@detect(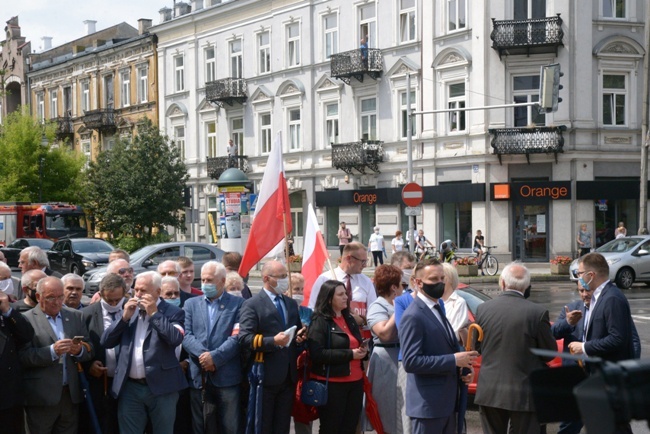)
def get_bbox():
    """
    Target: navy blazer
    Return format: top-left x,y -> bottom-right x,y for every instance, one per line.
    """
0,307 -> 34,410
399,296 -> 459,420
238,290 -> 302,387
182,292 -> 244,389
101,298 -> 187,398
